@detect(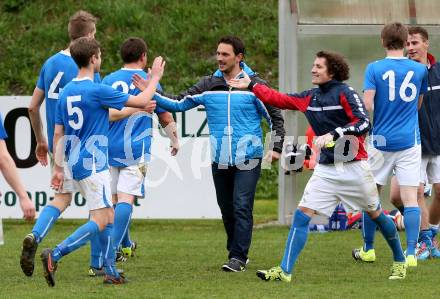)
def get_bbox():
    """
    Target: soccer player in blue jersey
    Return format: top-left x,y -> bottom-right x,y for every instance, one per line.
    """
103,37 -> 178,261
22,10 -> 104,278
39,37 -> 165,286
352,22 -> 428,268
0,113 -> 35,220
385,26 -> 440,260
